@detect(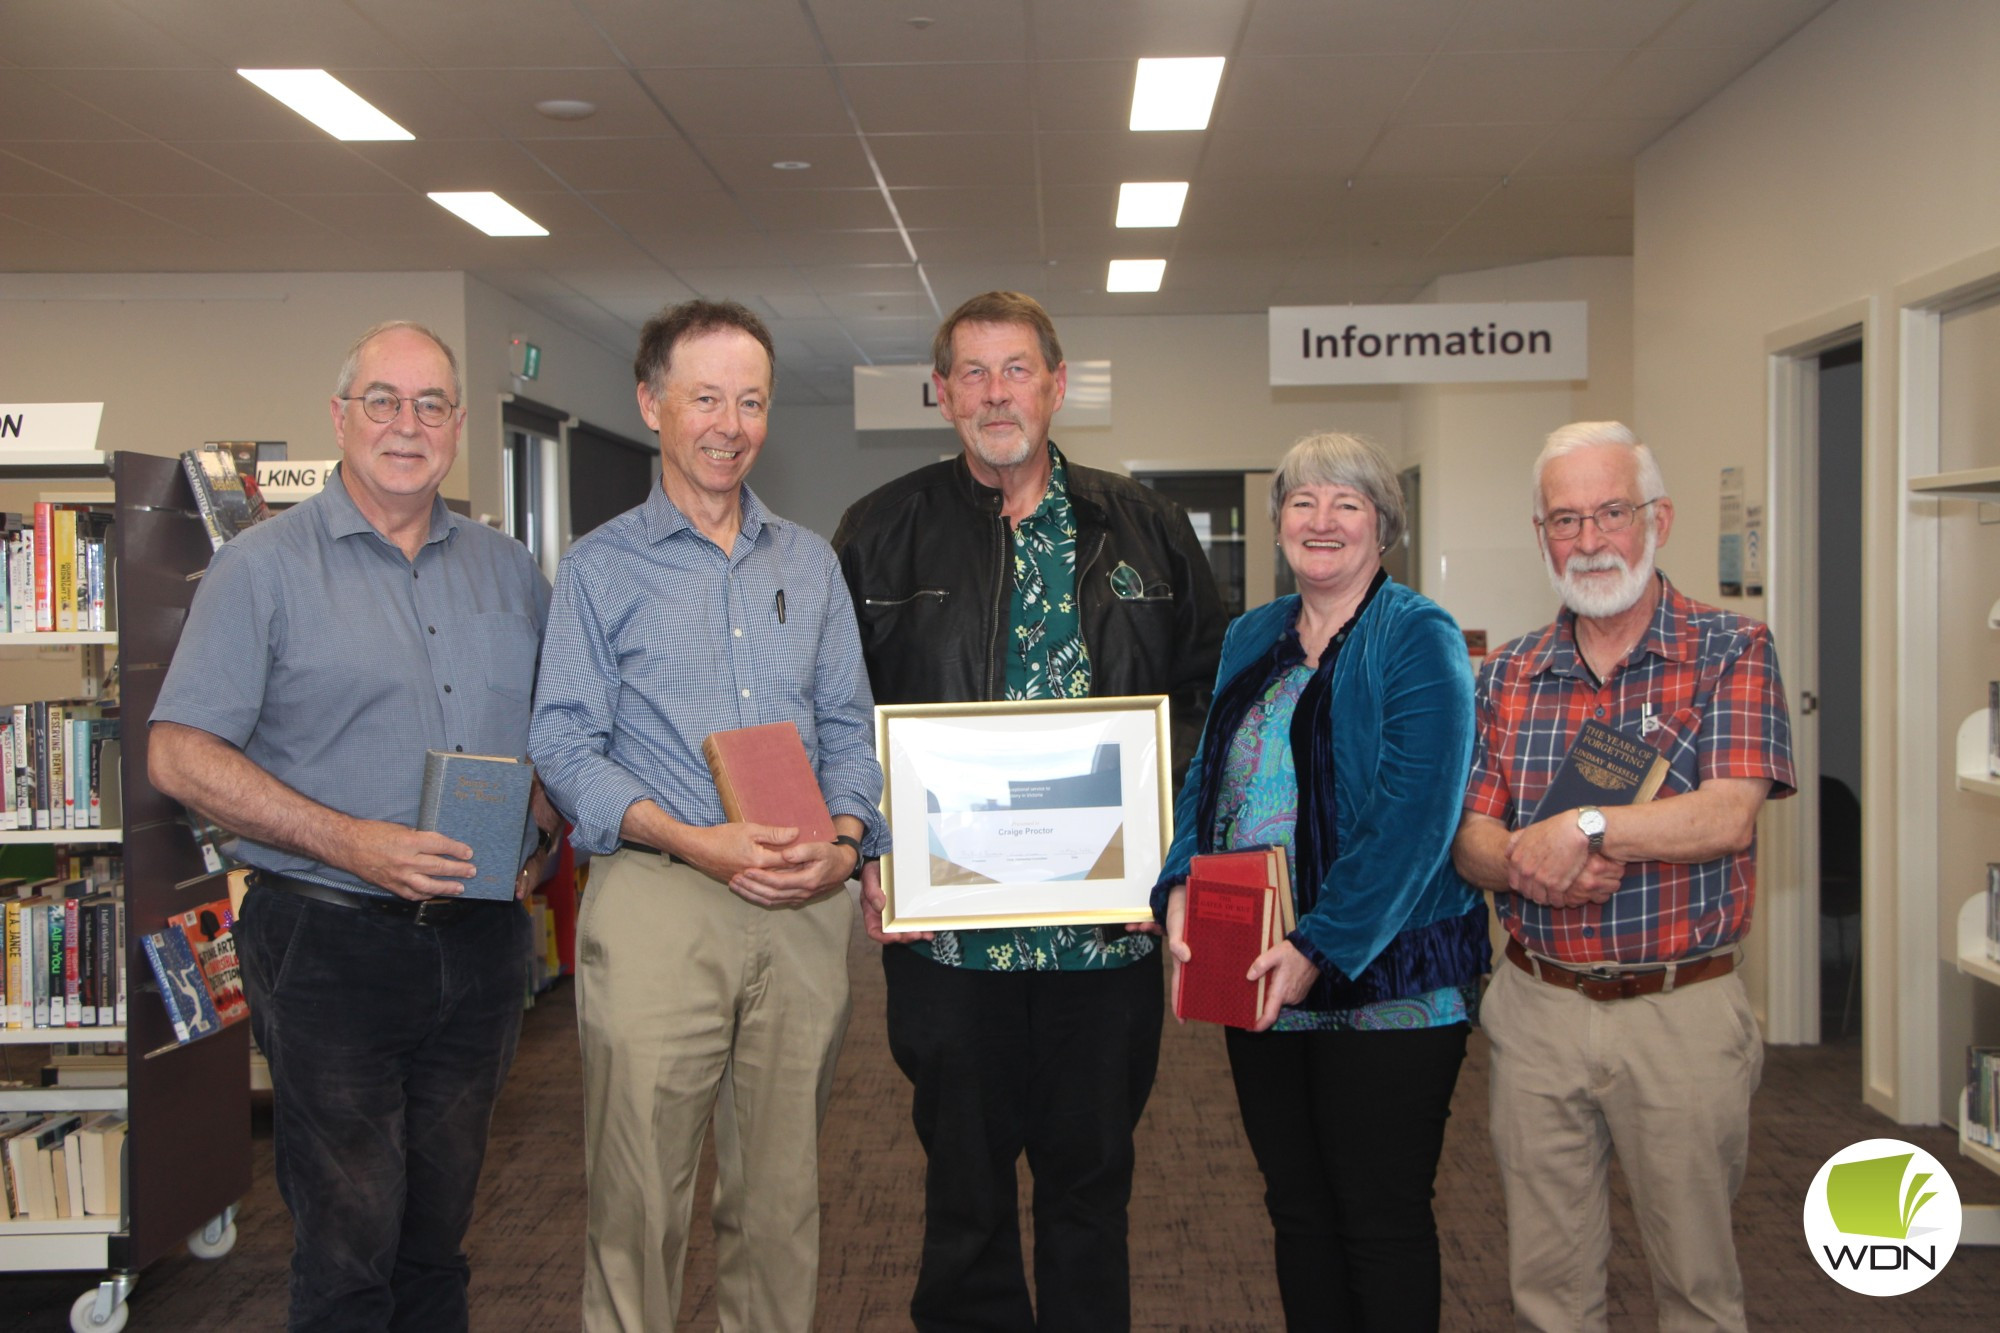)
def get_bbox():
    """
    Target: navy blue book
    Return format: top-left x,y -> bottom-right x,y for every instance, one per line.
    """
1530,719 -> 1669,824
141,928 -> 220,1045
416,751 -> 534,902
